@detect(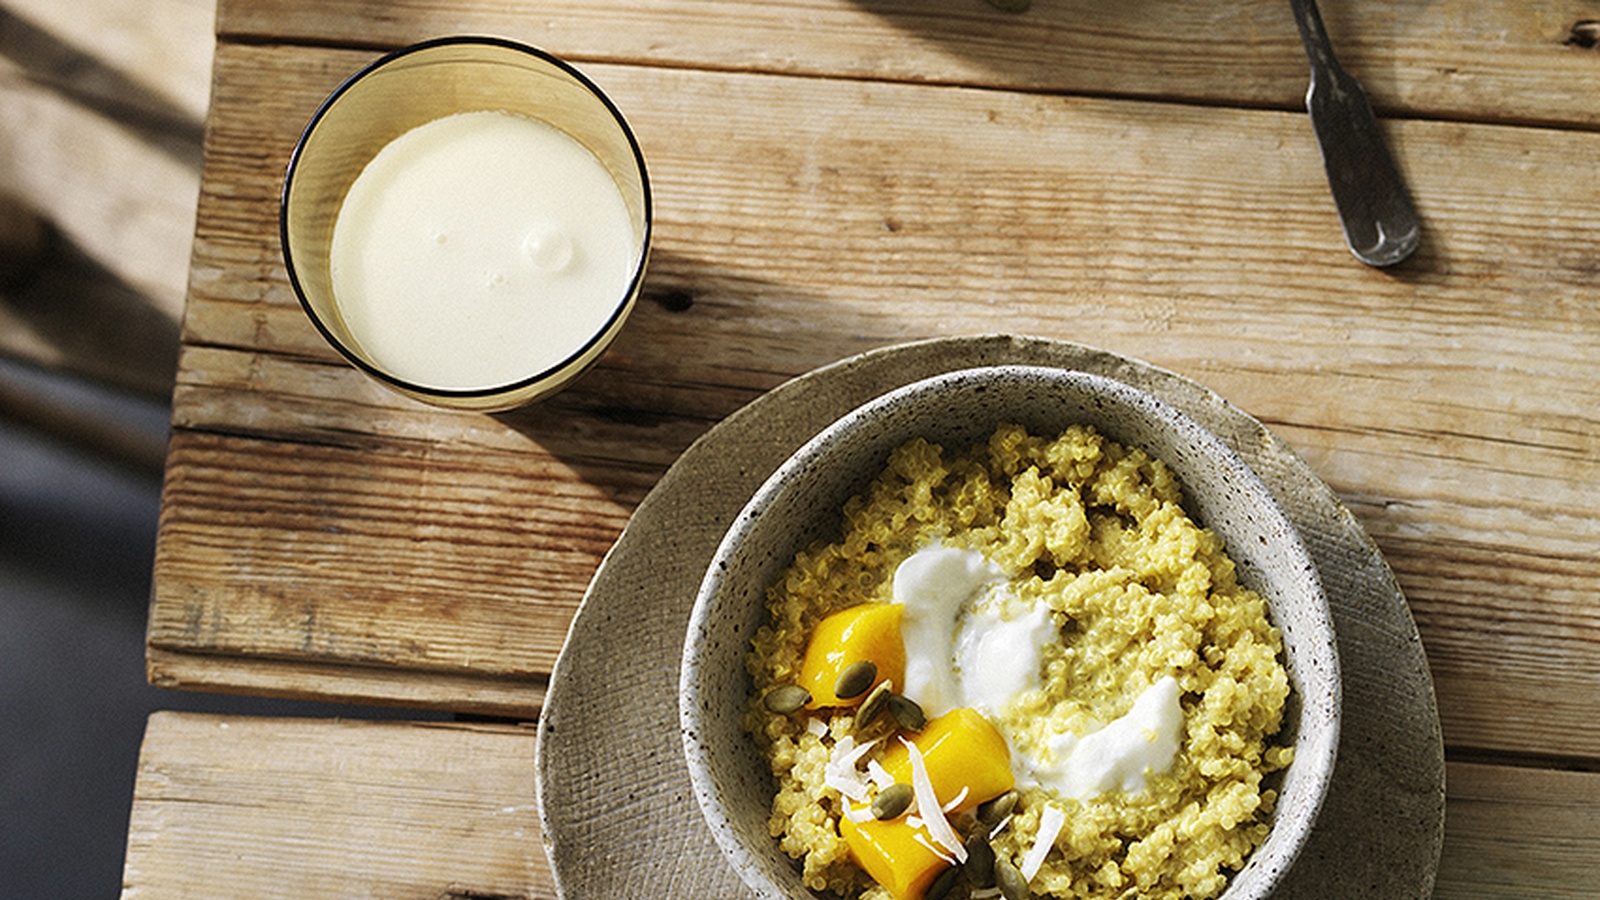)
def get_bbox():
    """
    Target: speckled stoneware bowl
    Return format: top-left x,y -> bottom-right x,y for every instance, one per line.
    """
680,364 -> 1341,900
